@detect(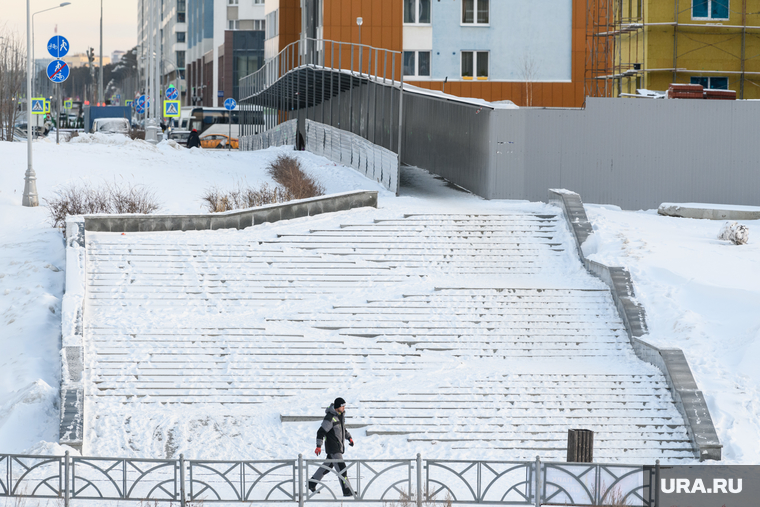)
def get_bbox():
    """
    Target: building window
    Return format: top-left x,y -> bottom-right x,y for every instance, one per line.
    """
178,12 -> 185,22
403,51 -> 431,77
229,20 -> 240,30
253,0 -> 264,3
177,0 -> 185,22
266,10 -> 279,40
461,51 -> 488,79
404,0 -> 431,24
177,32 -> 186,42
177,50 -> 185,69
253,19 -> 265,31
691,76 -> 728,89
462,0 -> 489,24
228,0 -> 239,4
693,0 -> 729,19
